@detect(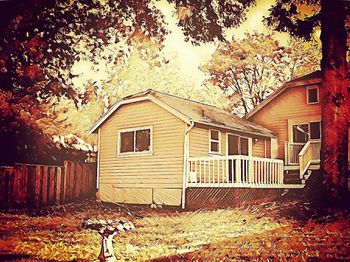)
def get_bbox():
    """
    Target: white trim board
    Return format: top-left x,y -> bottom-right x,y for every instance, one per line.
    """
89,95 -> 191,134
